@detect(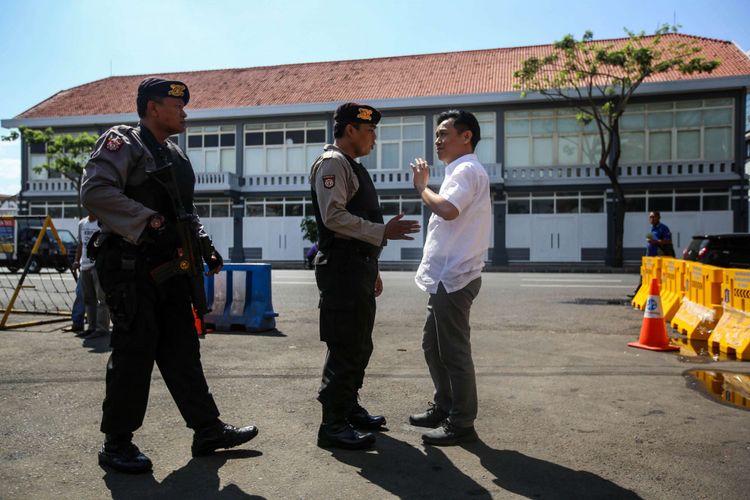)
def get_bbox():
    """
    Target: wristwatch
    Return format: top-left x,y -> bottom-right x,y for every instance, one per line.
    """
148,213 -> 165,231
